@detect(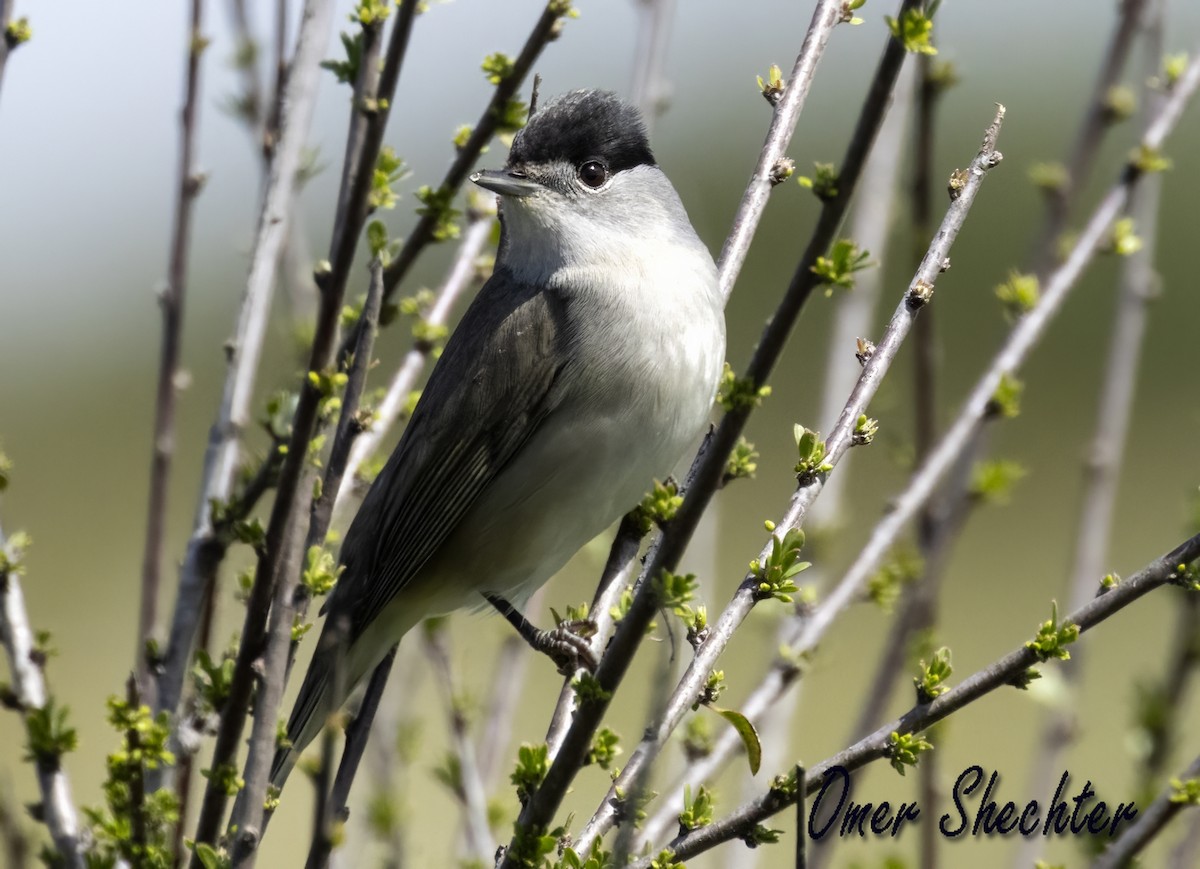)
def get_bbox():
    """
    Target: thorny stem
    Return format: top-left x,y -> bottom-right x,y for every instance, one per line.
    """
137,0 -> 206,704
573,99 -> 1006,857
645,533 -> 1200,865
